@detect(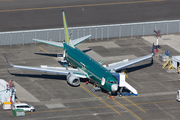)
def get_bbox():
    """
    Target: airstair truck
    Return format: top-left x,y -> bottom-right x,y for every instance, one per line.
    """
117,73 -> 138,96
